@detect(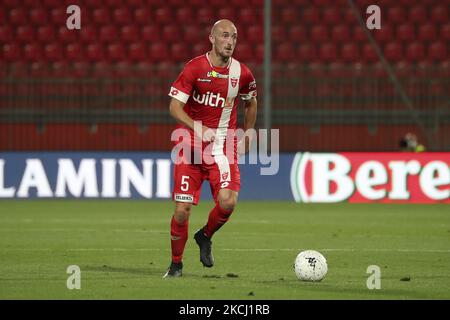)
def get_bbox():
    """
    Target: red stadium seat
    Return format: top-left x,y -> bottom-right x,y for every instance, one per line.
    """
176,7 -> 194,22
134,8 -> 151,25
58,26 -> 78,43
9,8 -> 27,25
192,43 -> 209,57
37,26 -> 56,42
141,25 -> 160,42
43,0 -> 60,7
183,25 -> 202,42
441,23 -> 450,42
297,43 -> 318,62
302,7 -> 320,24
16,26 -> 35,43
234,43 -> 252,62
428,42 -> 447,62
86,43 -> 105,62
107,43 -> 126,61
405,42 -> 425,62
275,43 -> 295,62
218,8 -> 236,21
93,8 -> 111,25
384,42 -> 403,62
30,62 -> 50,77
113,8 -> 132,25
343,9 -> 357,24
44,43 -> 64,62
127,0 -> 145,6
99,25 -> 118,43
396,24 -> 415,42
310,25 -> 329,43
84,0 -> 103,8
312,0 -> 335,6
171,43 -> 189,63
253,44 -> 263,64
121,25 -> 140,43
322,7 -> 340,25
415,61 -> 433,77
418,24 -> 437,42
271,25 -> 286,42
93,61 -> 113,78
197,8 -> 214,24
289,26 -> 307,42
409,6 -> 427,23
387,7 -> 406,24
246,25 -> 264,43
328,62 -> 347,78
30,8 -> 48,25
331,25 -> 350,42
149,43 -> 169,62
362,43 -> 378,63
129,43 -> 147,62
240,8 -> 260,24
341,43 -> 360,63
24,44 -> 44,62
280,8 -> 298,24
0,26 -> 13,43
393,61 -> 412,78
155,7 -> 172,24
105,0 -> 122,6
373,25 -> 393,43
51,8 -> 67,25
162,25 -> 180,42
79,26 -> 98,43
319,43 -> 337,62
431,5 -> 448,24
66,43 -> 85,62
353,27 -> 367,42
